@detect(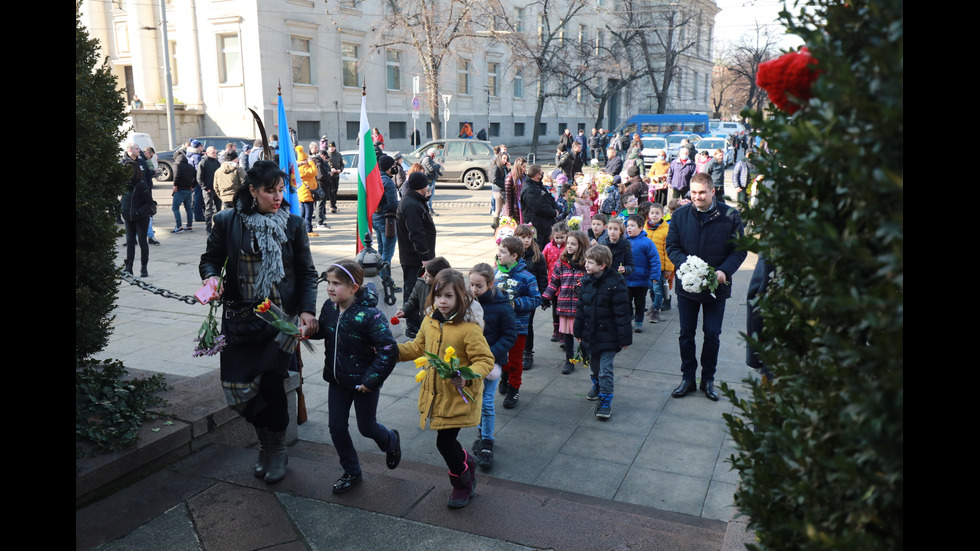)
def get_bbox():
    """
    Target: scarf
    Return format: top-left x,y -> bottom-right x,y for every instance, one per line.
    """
238,200 -> 290,299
